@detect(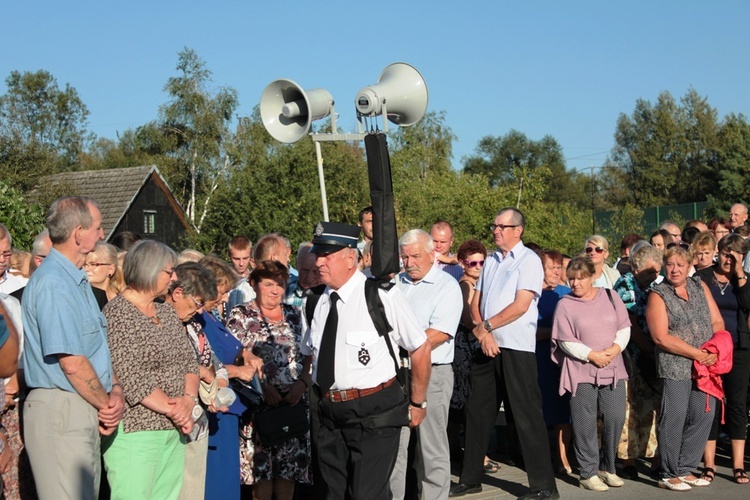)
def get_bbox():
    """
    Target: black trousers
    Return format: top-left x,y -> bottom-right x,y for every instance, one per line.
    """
460,348 -> 556,491
313,382 -> 404,500
709,347 -> 750,440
